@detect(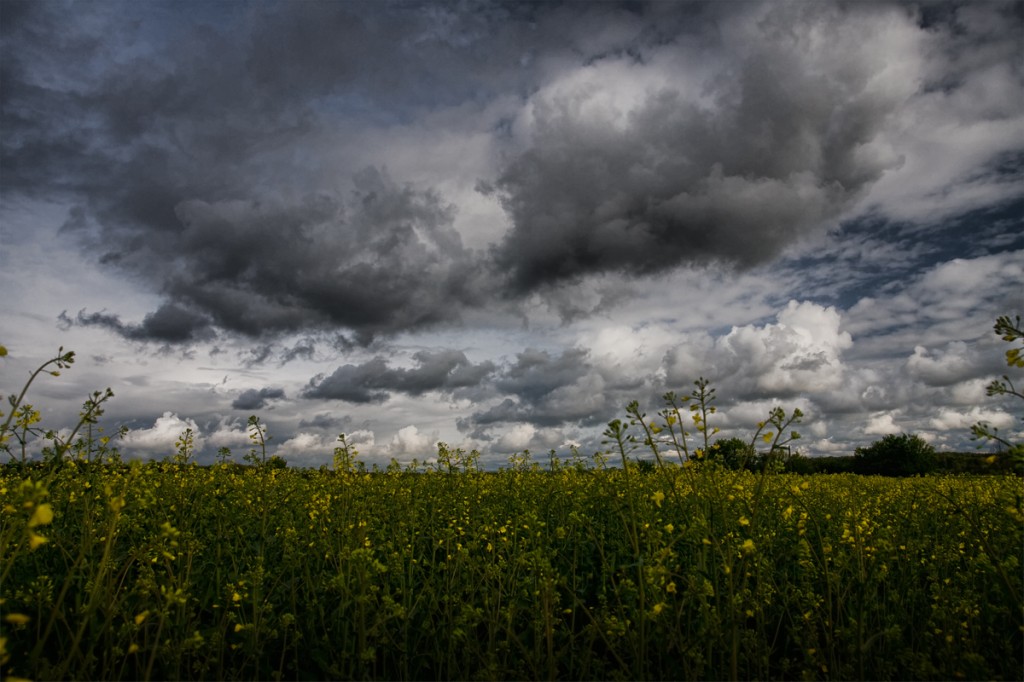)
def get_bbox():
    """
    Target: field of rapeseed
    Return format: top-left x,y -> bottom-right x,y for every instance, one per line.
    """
2,459 -> 1021,681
